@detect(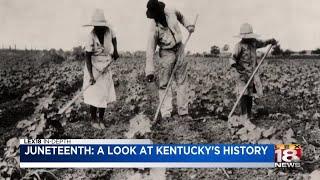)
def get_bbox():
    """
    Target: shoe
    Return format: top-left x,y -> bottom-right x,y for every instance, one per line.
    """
91,122 -> 101,129
99,122 -> 106,130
